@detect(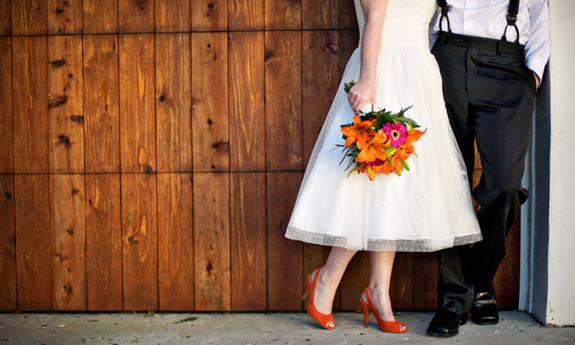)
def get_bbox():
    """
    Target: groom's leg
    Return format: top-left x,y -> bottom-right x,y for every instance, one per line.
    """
465,48 -> 536,291
431,42 -> 475,313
